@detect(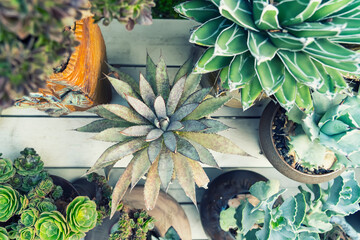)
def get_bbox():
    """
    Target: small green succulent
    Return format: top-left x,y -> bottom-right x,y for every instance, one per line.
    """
14,148 -> 44,176
90,0 -> 156,29
287,92 -> 360,170
20,208 -> 40,227
37,198 -> 57,213
51,186 -> 64,200
77,55 -> 250,216
0,156 -> 15,183
67,231 -> 86,240
35,211 -> 69,240
175,0 -> 360,112
220,170 -> 360,239
0,227 -> 9,240
66,196 -> 98,233
20,172 -> 49,193
0,185 -> 24,222
18,227 -> 36,240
